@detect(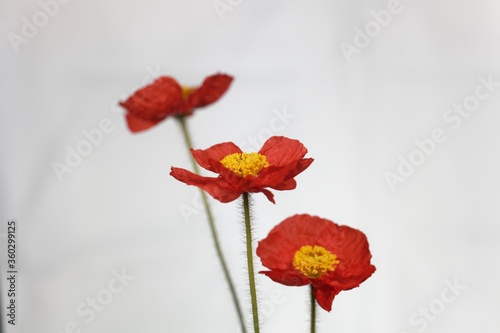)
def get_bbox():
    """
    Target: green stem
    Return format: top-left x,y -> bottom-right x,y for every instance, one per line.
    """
177,116 -> 247,333
243,192 -> 260,333
310,285 -> 316,333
